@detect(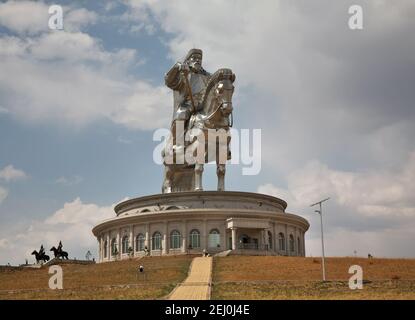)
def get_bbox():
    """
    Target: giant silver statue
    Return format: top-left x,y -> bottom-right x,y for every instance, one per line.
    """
162,49 -> 235,193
